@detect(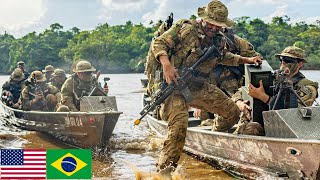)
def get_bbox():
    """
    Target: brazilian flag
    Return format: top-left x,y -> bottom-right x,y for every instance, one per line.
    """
46,149 -> 92,179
